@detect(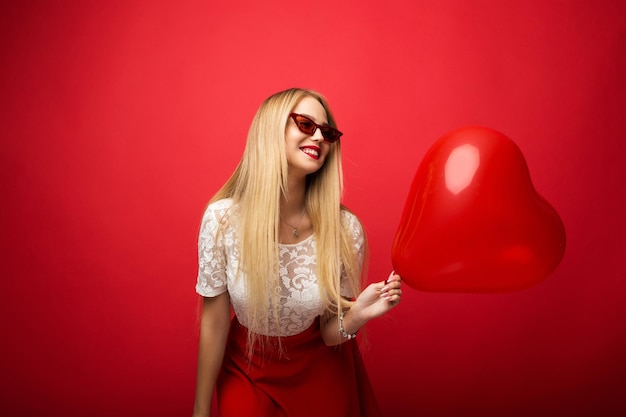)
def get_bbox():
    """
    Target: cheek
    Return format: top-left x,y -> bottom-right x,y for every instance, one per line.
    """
321,144 -> 332,160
